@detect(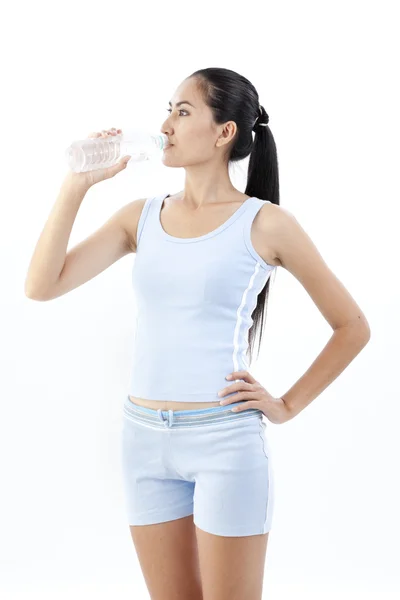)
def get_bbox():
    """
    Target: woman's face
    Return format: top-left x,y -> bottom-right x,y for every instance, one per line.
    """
160,78 -> 235,168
